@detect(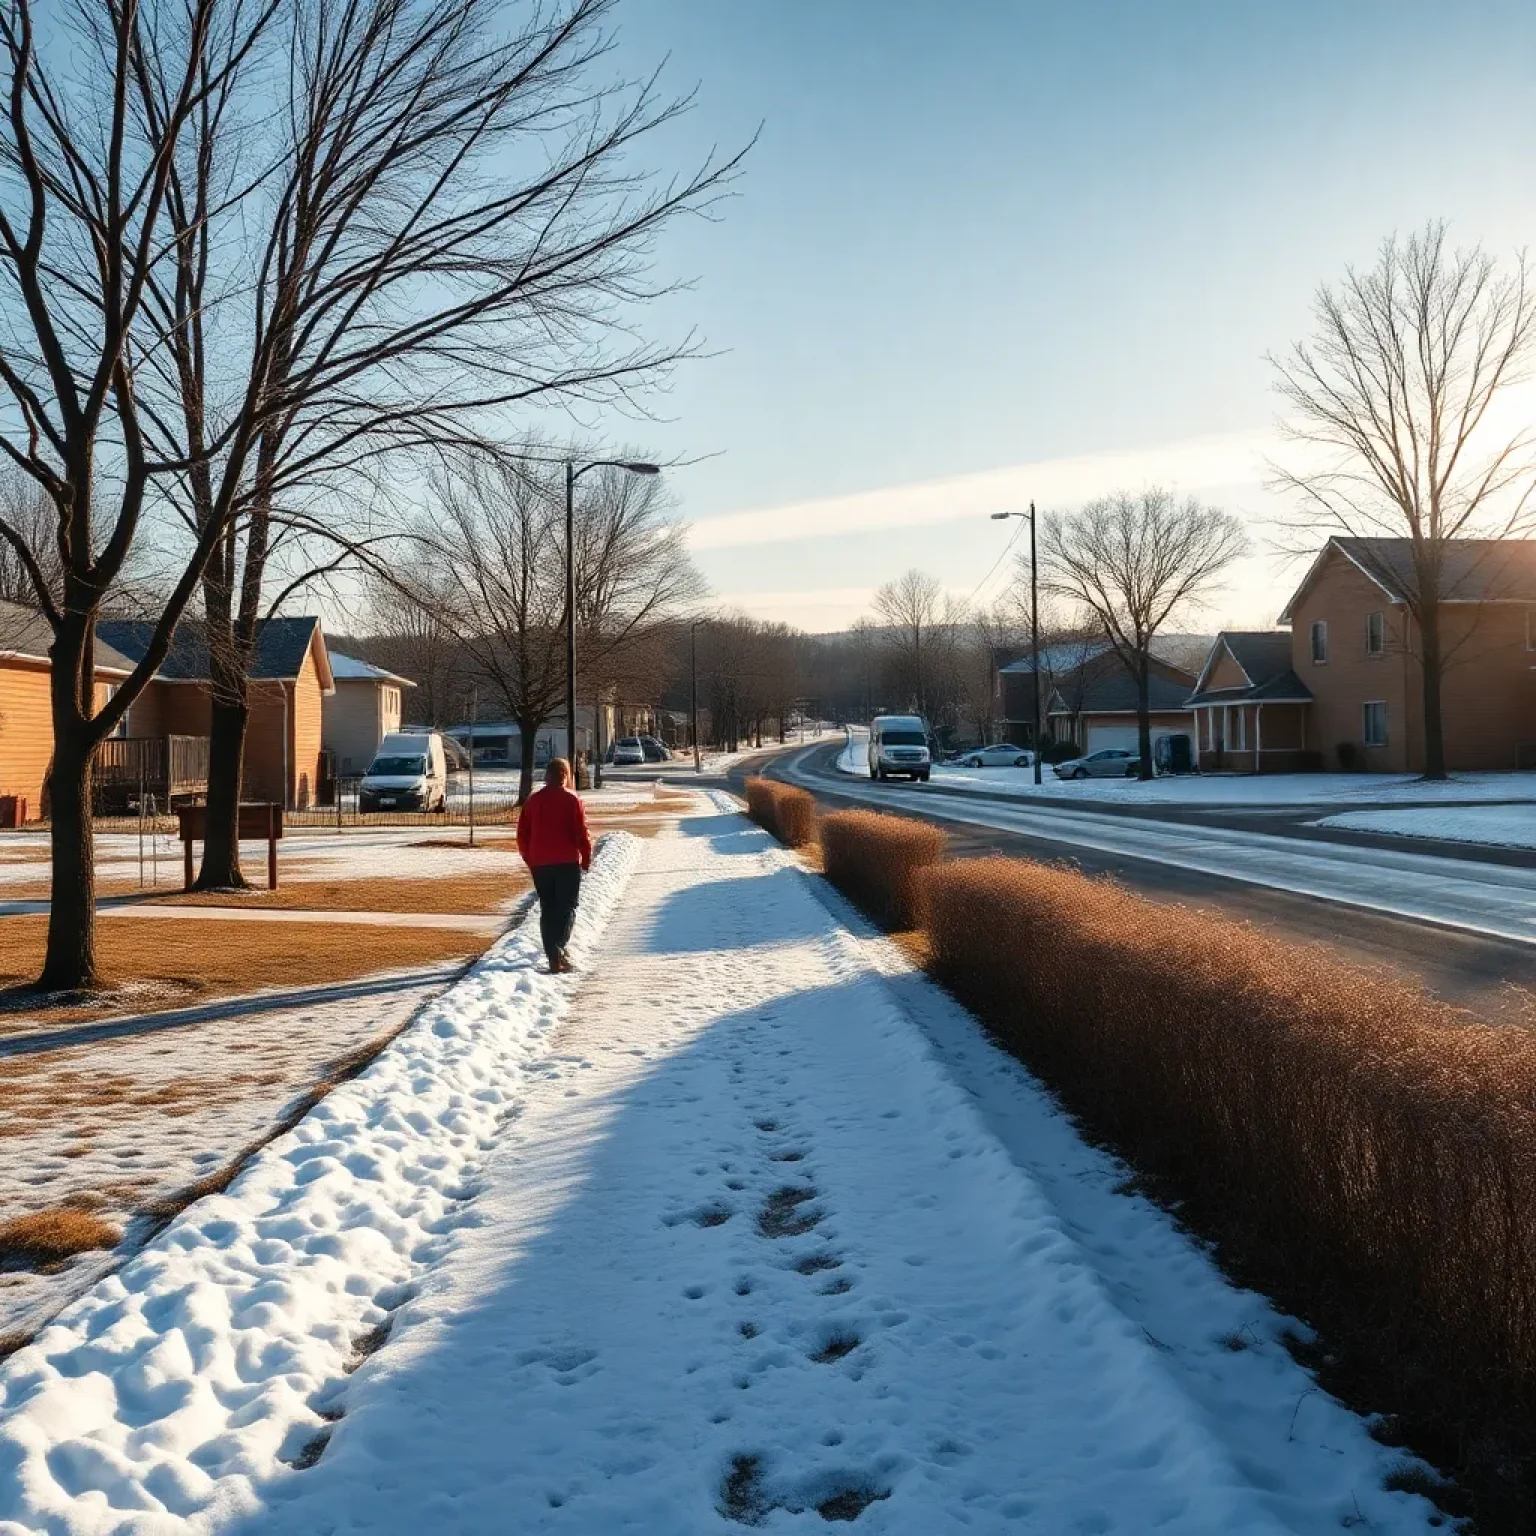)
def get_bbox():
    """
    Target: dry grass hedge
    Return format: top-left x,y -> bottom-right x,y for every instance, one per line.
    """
921,854 -> 1536,1515
743,778 -> 818,848
819,810 -> 946,930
